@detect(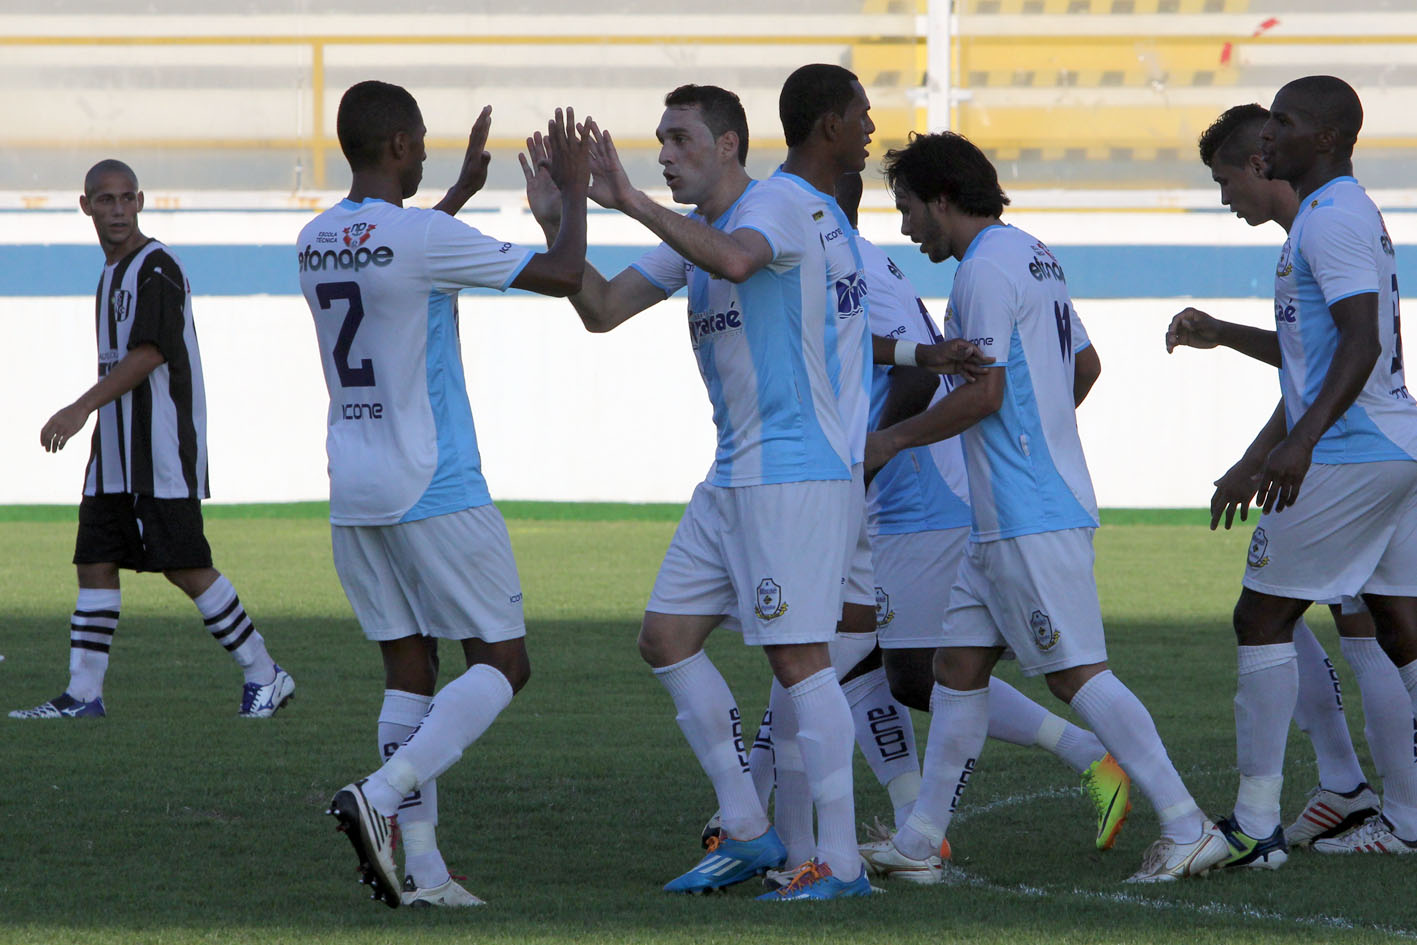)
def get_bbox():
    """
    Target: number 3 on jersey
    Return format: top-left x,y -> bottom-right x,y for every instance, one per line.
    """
317,281 -> 376,388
